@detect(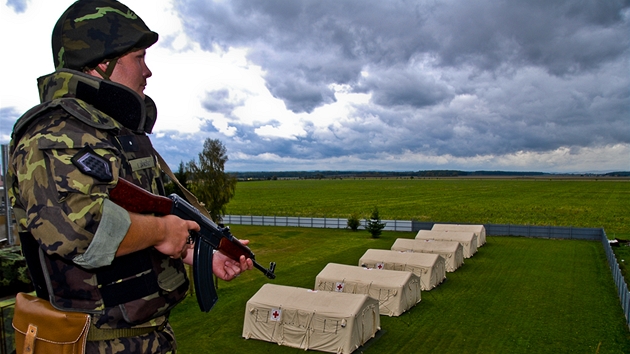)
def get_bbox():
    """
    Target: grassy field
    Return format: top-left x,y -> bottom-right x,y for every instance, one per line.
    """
167,179 -> 630,353
169,226 -> 630,354
225,179 -> 630,238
